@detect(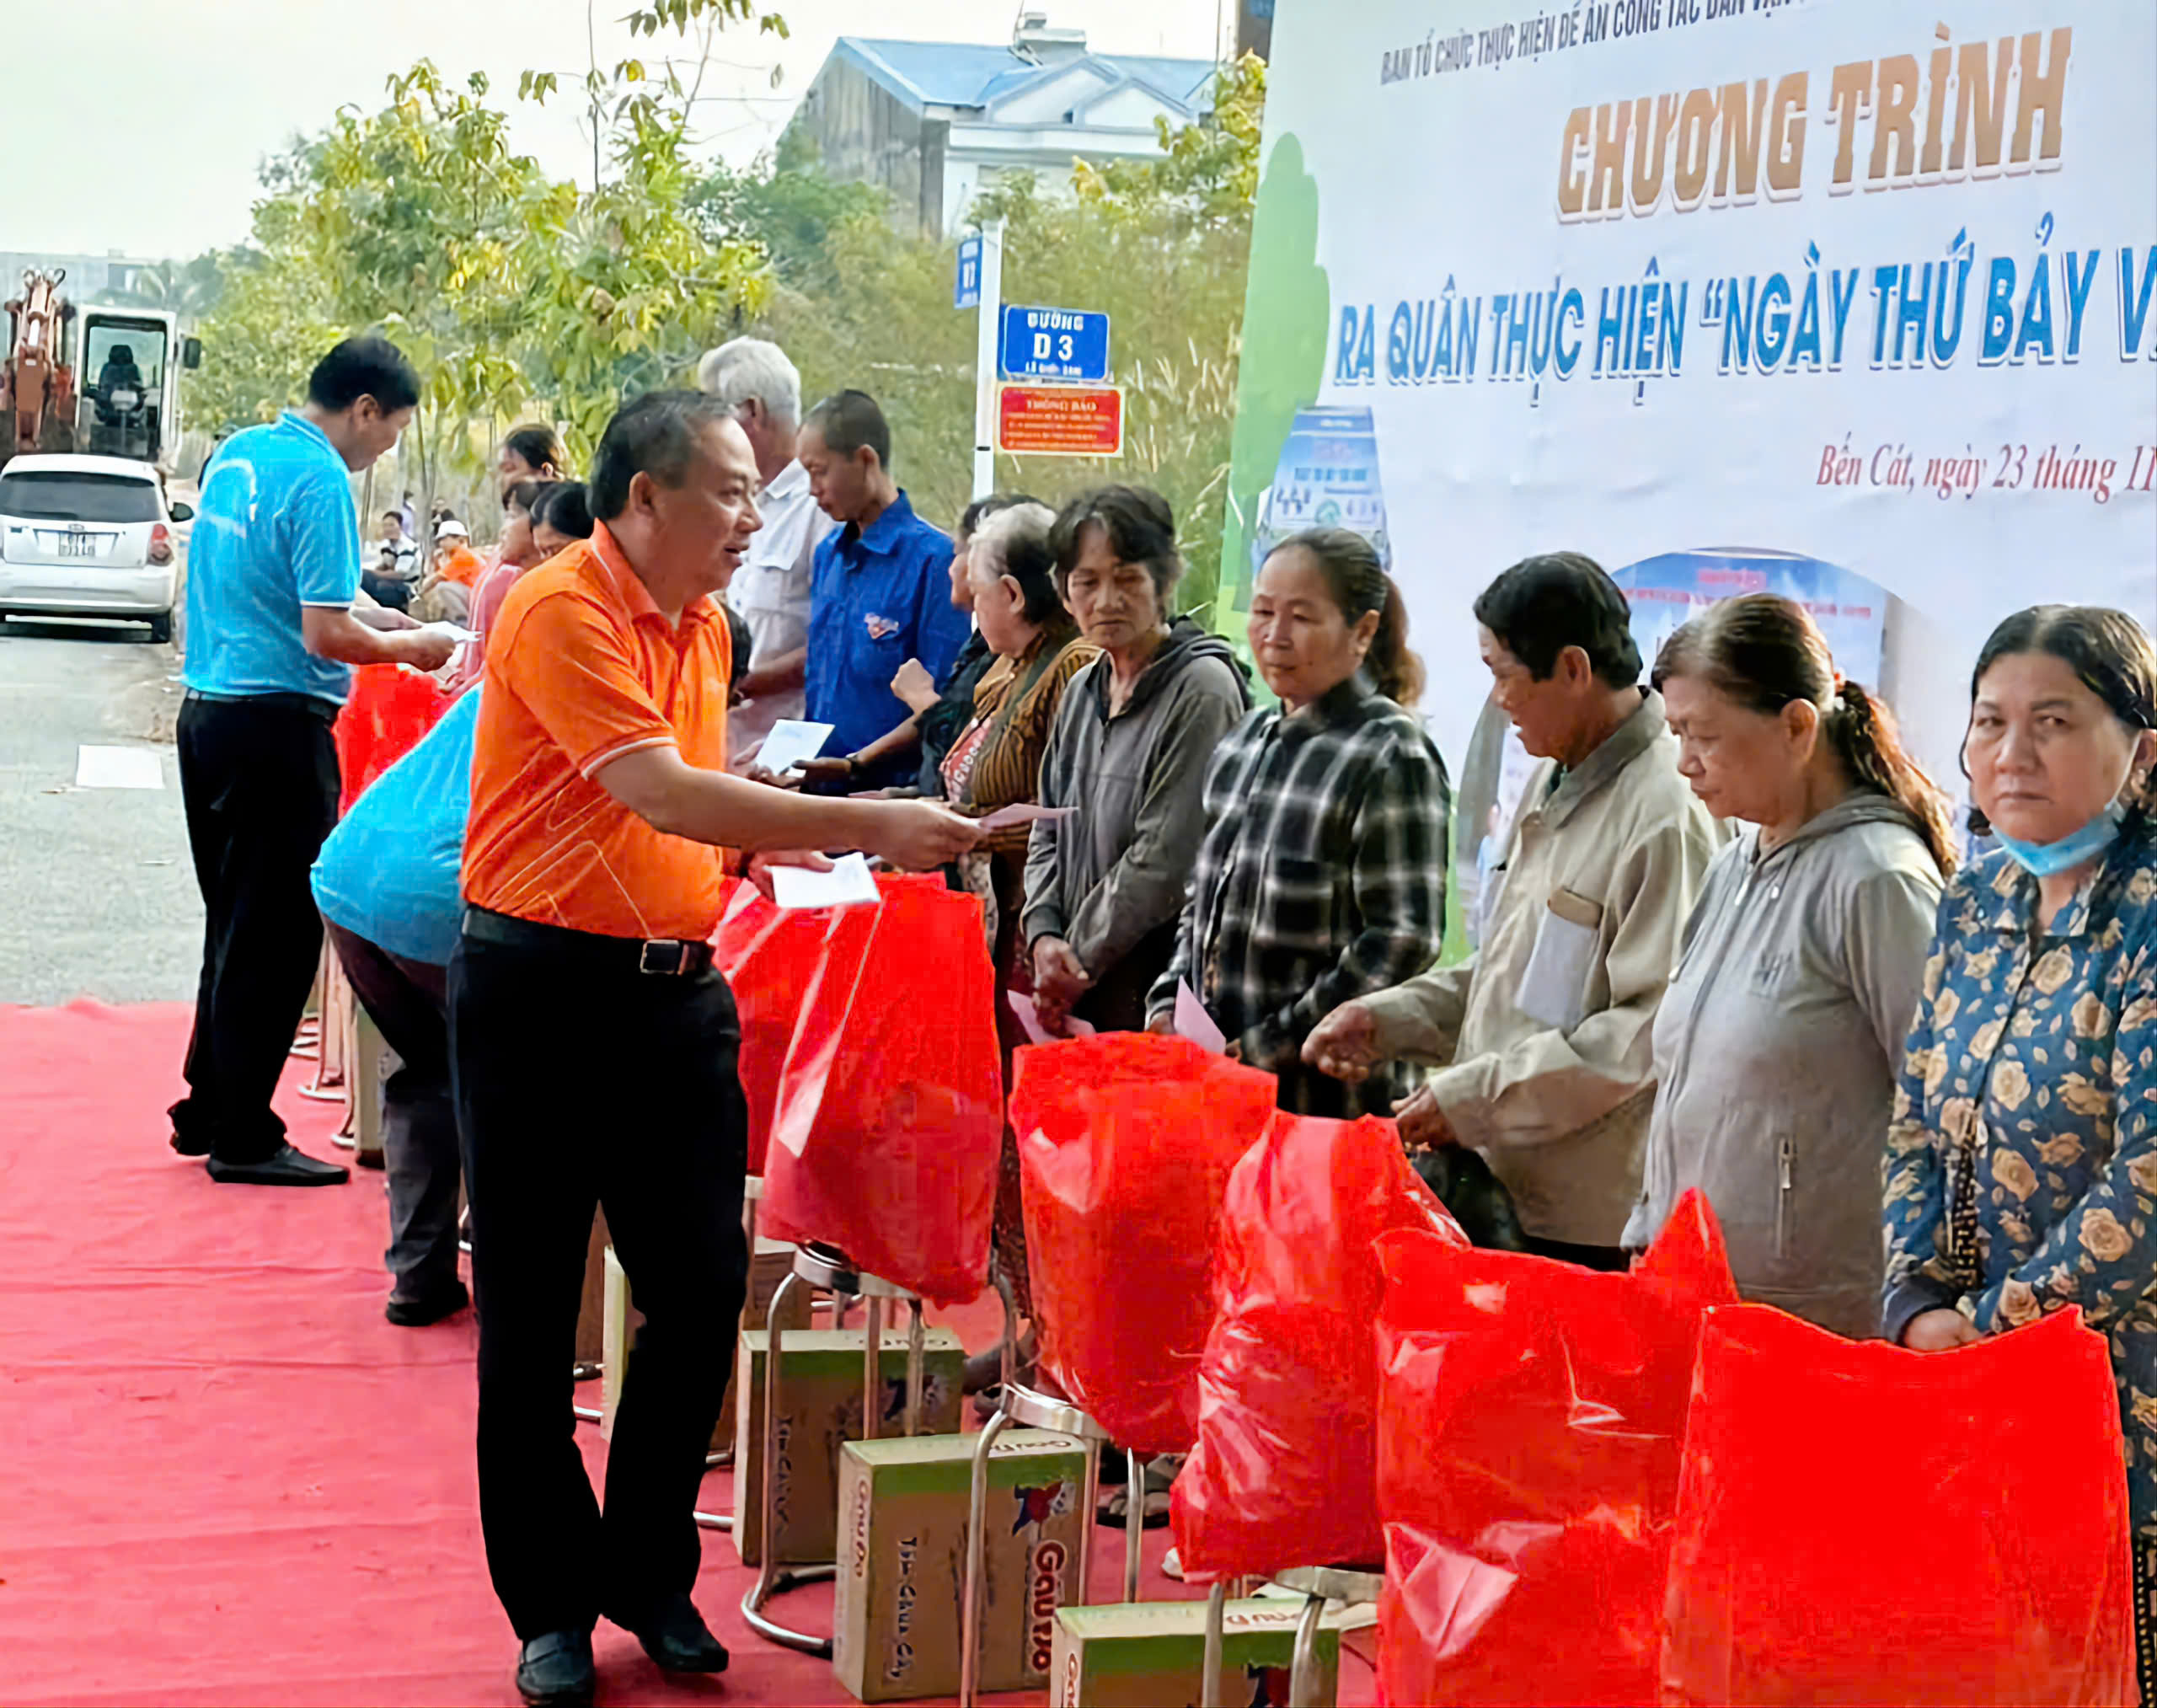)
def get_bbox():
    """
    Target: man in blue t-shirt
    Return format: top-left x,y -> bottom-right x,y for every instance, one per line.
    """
170,337 -> 455,1188
311,689 -> 480,1324
793,389 -> 971,790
